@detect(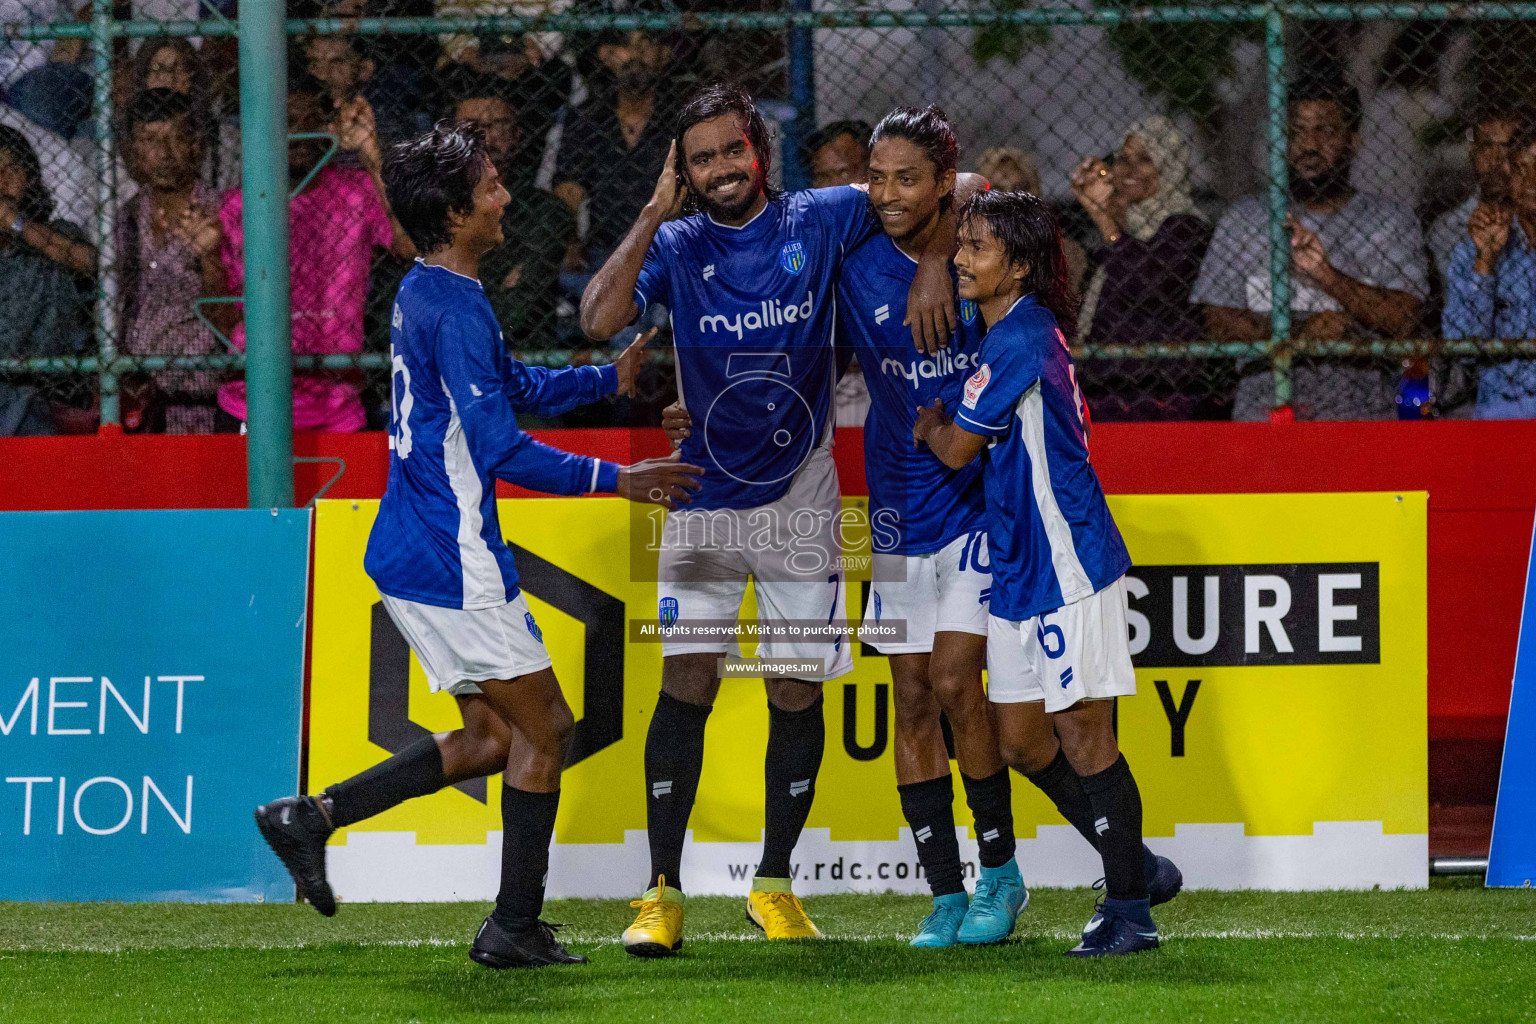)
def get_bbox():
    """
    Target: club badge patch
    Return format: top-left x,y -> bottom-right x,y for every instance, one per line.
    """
962,364 -> 991,409
959,299 -> 978,325
779,241 -> 806,276
524,611 -> 543,642
659,596 -> 679,630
